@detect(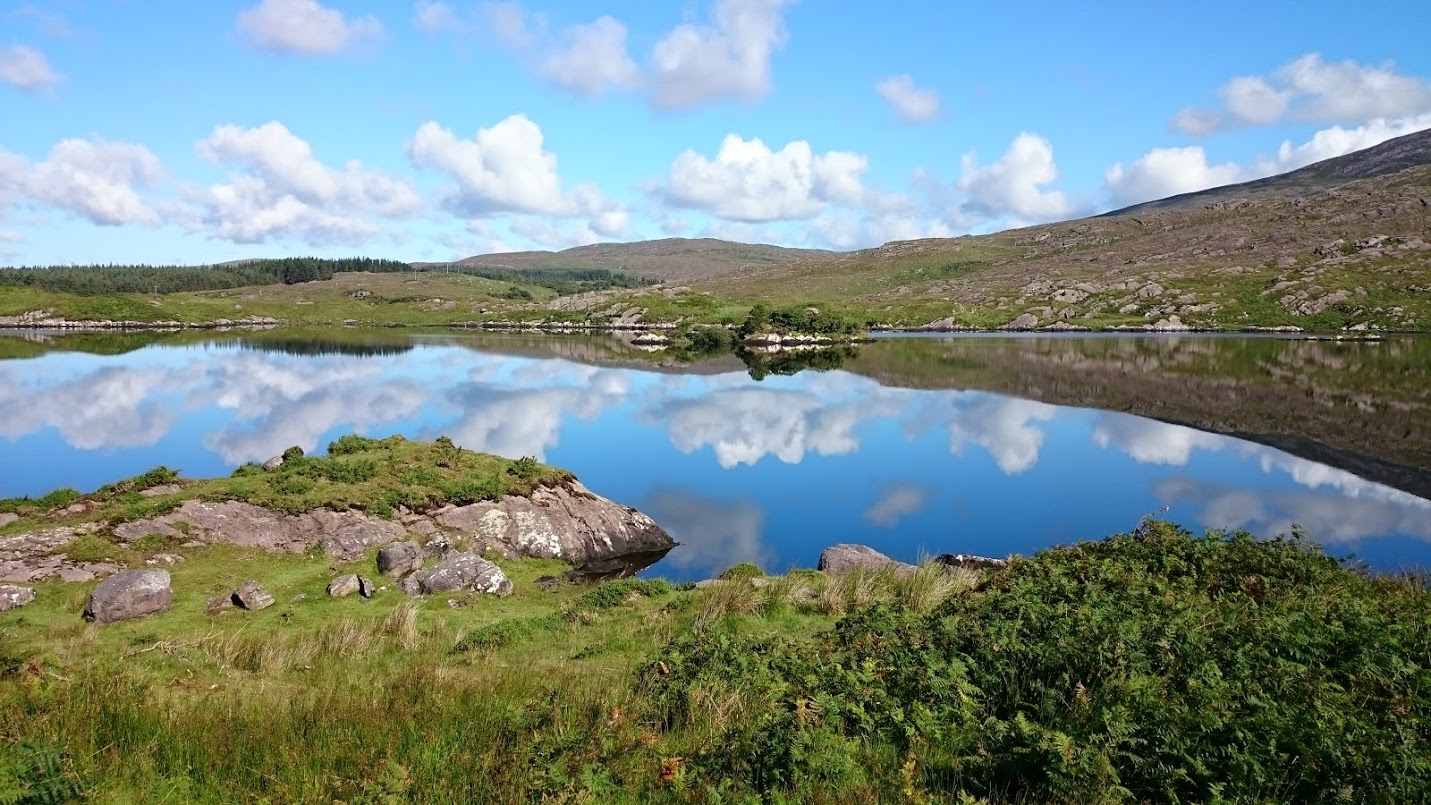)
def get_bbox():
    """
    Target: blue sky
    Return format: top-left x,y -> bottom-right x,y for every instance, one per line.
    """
2,0 -> 1430,265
